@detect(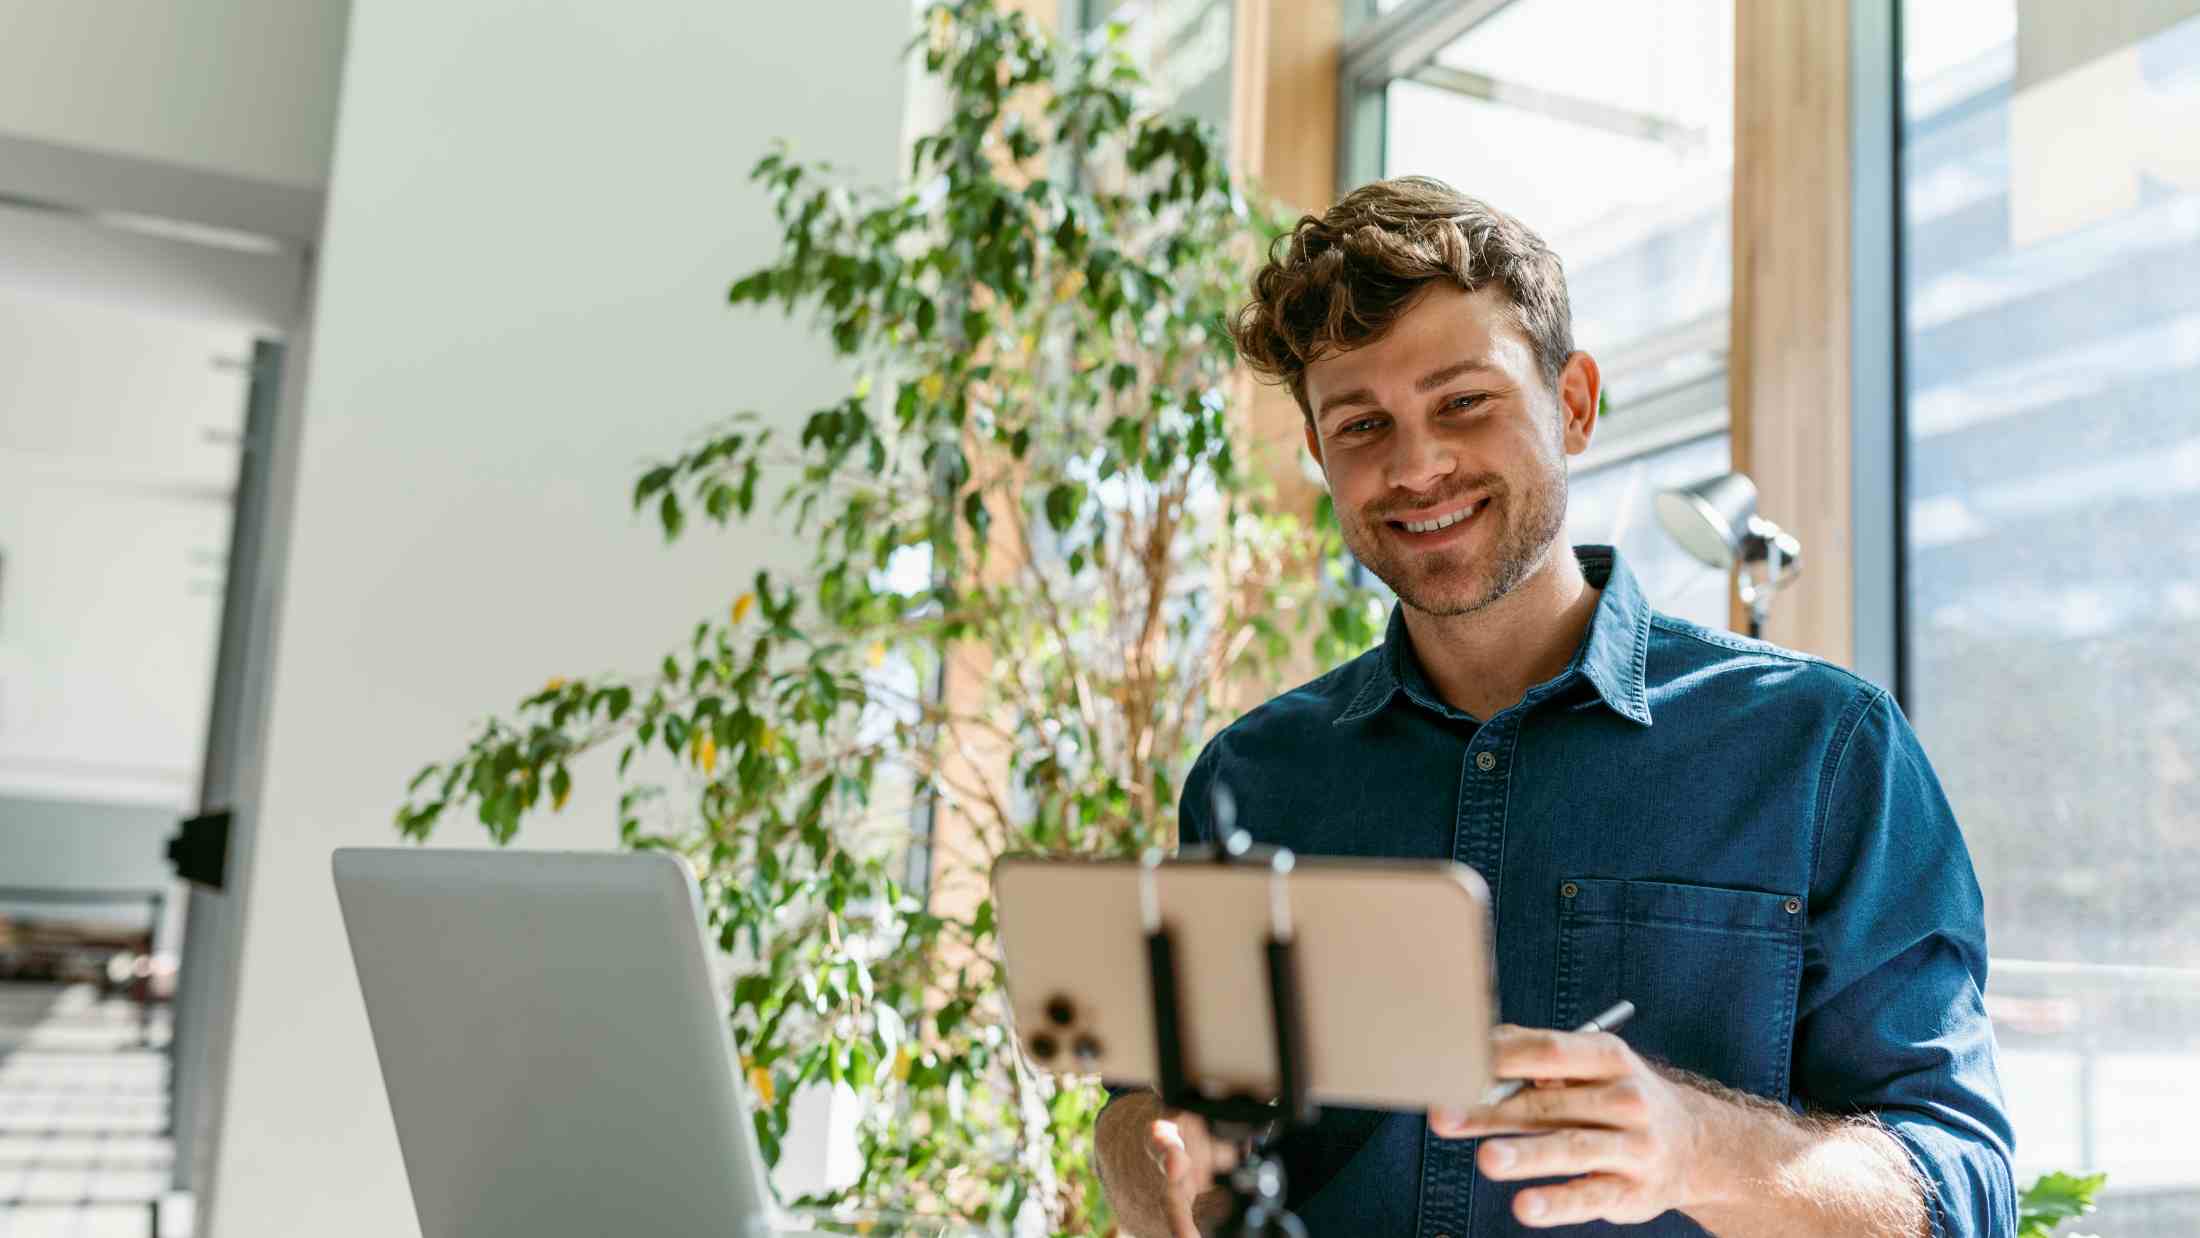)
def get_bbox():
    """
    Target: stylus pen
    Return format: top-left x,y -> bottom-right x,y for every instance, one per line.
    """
1478,999 -> 1636,1107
